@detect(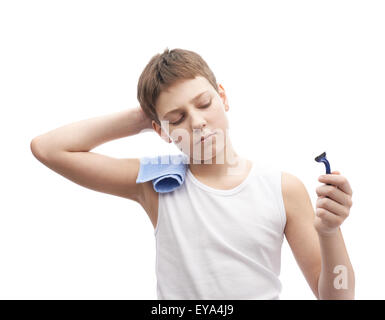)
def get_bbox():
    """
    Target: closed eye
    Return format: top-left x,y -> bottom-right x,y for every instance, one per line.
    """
170,101 -> 211,125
